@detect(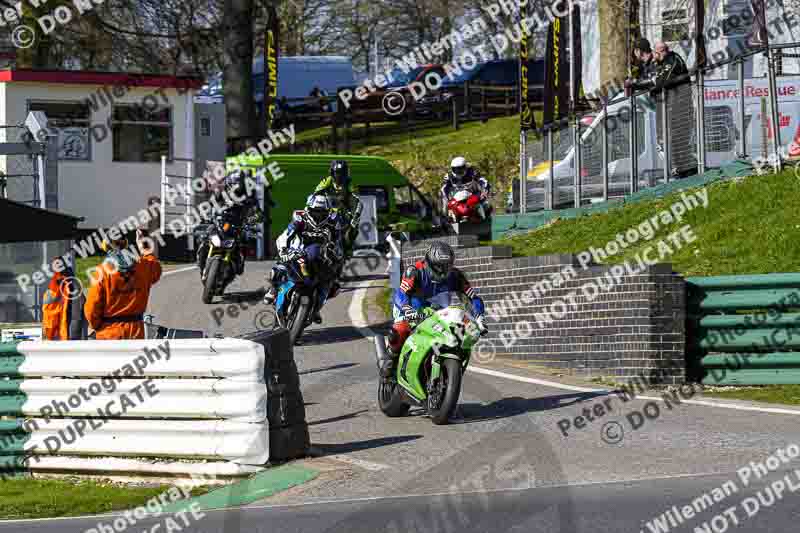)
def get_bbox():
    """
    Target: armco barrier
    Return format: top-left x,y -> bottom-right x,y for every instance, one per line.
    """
687,274 -> 800,385
0,337 -> 274,479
